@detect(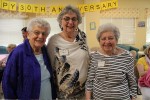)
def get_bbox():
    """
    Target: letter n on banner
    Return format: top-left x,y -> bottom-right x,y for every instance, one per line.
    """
19,3 -> 26,12
2,0 -> 9,10
58,6 -> 64,14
